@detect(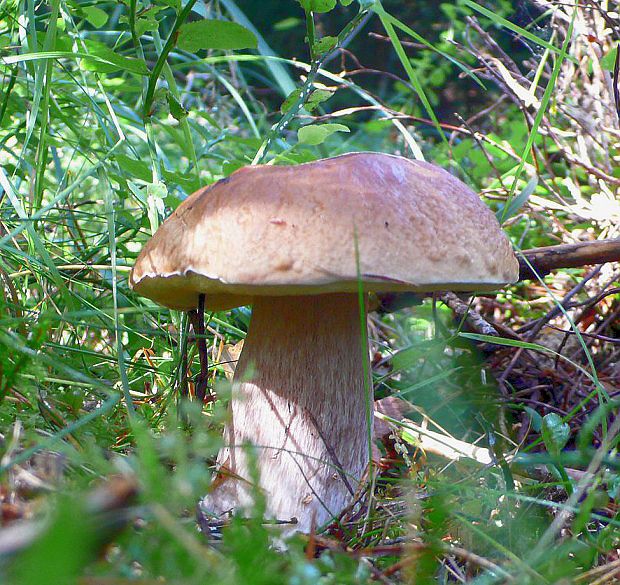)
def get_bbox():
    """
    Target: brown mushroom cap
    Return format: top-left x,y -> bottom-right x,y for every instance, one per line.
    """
129,152 -> 519,310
